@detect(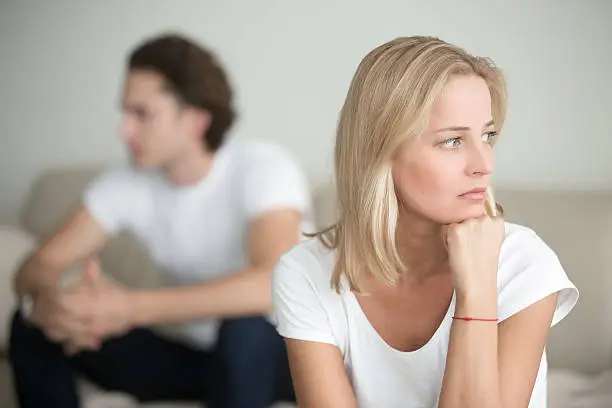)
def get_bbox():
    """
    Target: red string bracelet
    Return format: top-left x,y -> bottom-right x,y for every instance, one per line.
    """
452,316 -> 499,322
